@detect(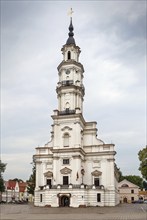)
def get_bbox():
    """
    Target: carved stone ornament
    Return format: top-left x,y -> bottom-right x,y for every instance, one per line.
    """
61,126 -> 72,131
44,171 -> 53,177
91,170 -> 102,176
60,167 -> 72,174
